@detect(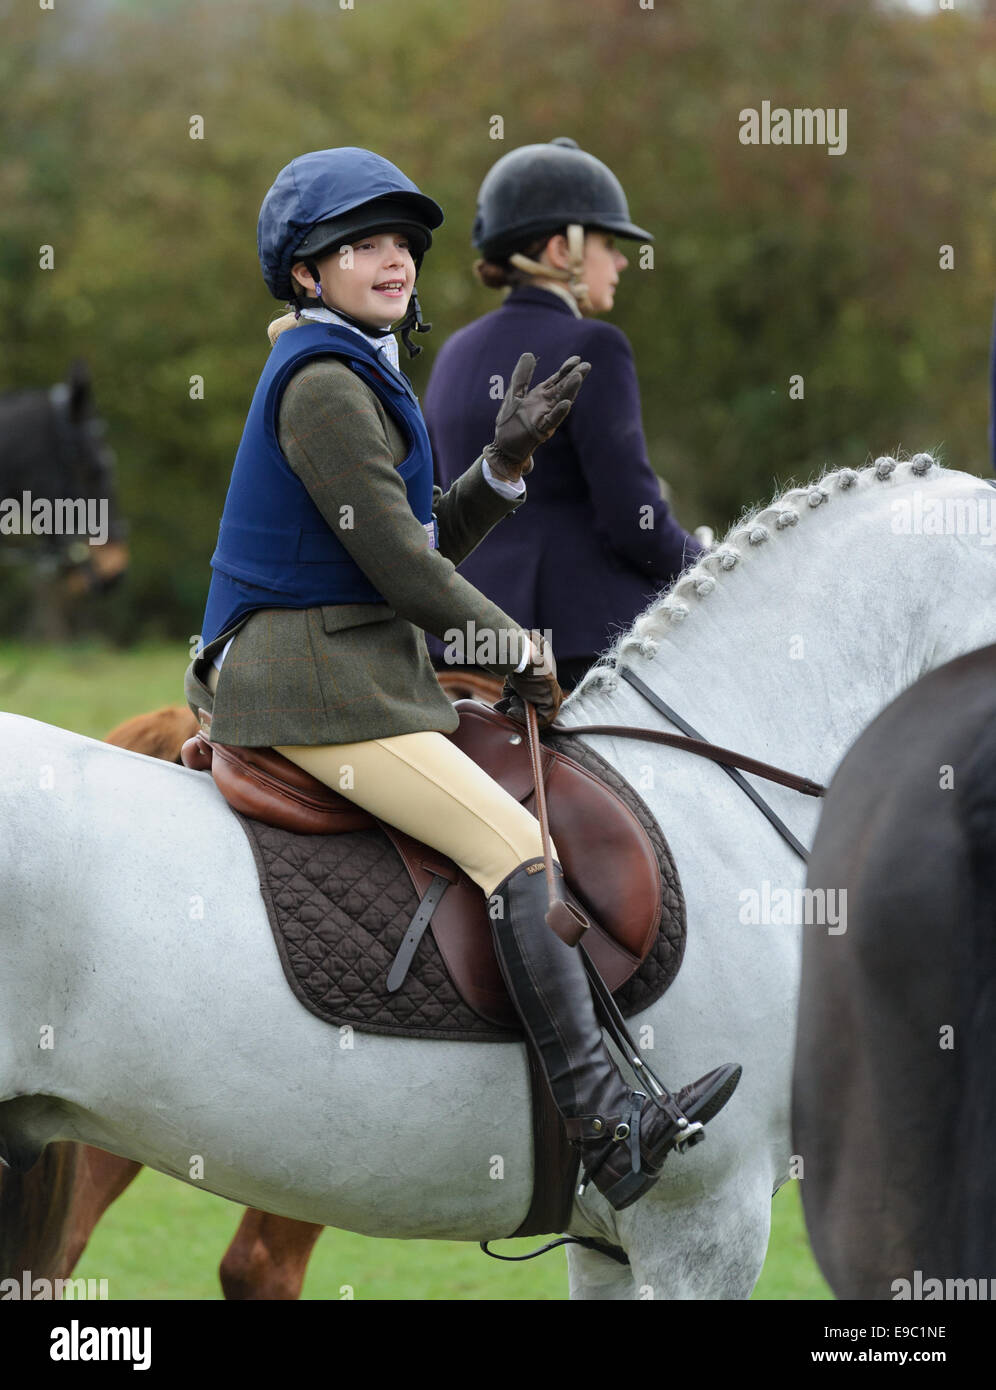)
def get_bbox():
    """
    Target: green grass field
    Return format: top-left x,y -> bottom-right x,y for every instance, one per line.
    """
1,639 -> 832,1300
64,1164 -> 829,1300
